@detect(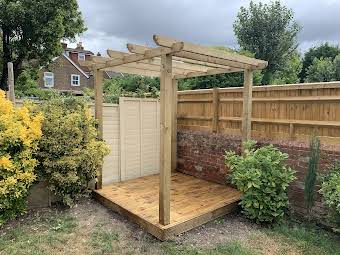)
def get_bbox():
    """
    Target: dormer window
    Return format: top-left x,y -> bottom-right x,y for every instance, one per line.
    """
78,53 -> 85,61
